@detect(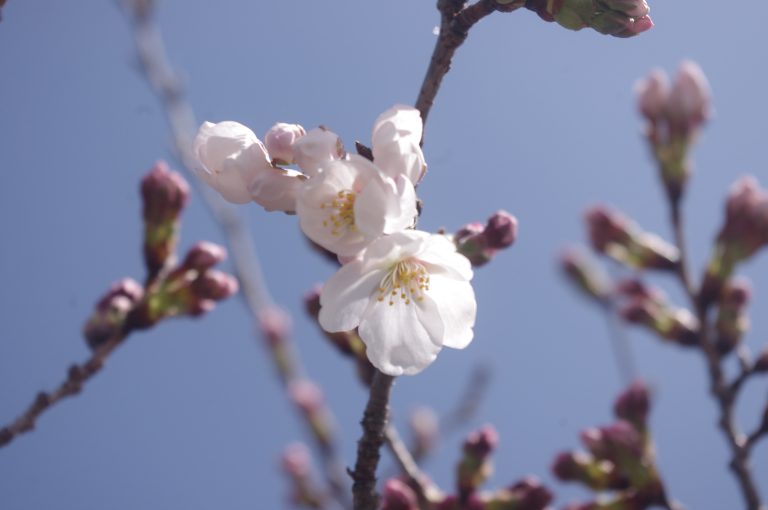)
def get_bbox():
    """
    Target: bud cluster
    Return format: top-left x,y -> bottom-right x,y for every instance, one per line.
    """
82,164 -> 237,350
553,381 -> 674,510
524,0 -> 653,38
636,62 -> 711,202
615,279 -> 699,347
585,206 -> 678,271
454,210 -> 518,267
714,278 -> 751,355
